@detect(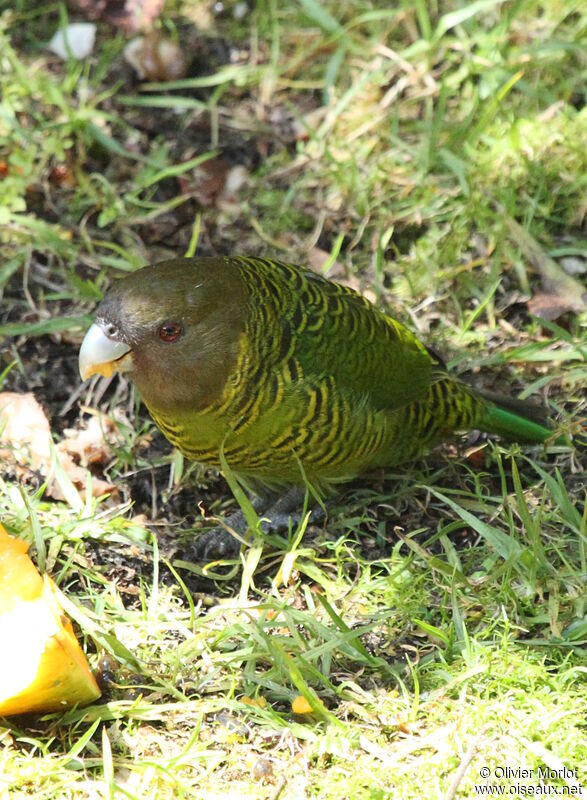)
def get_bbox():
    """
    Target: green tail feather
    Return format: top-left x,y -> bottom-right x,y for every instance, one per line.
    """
480,404 -> 553,443
476,391 -> 559,444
